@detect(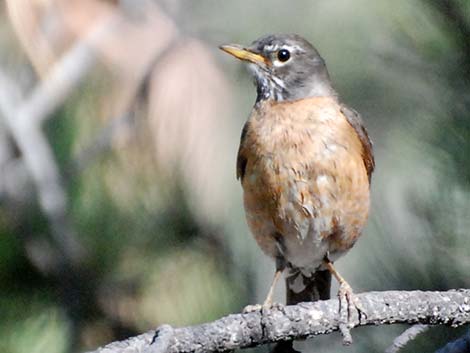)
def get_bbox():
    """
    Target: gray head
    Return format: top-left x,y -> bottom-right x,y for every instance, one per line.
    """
220,34 -> 336,102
